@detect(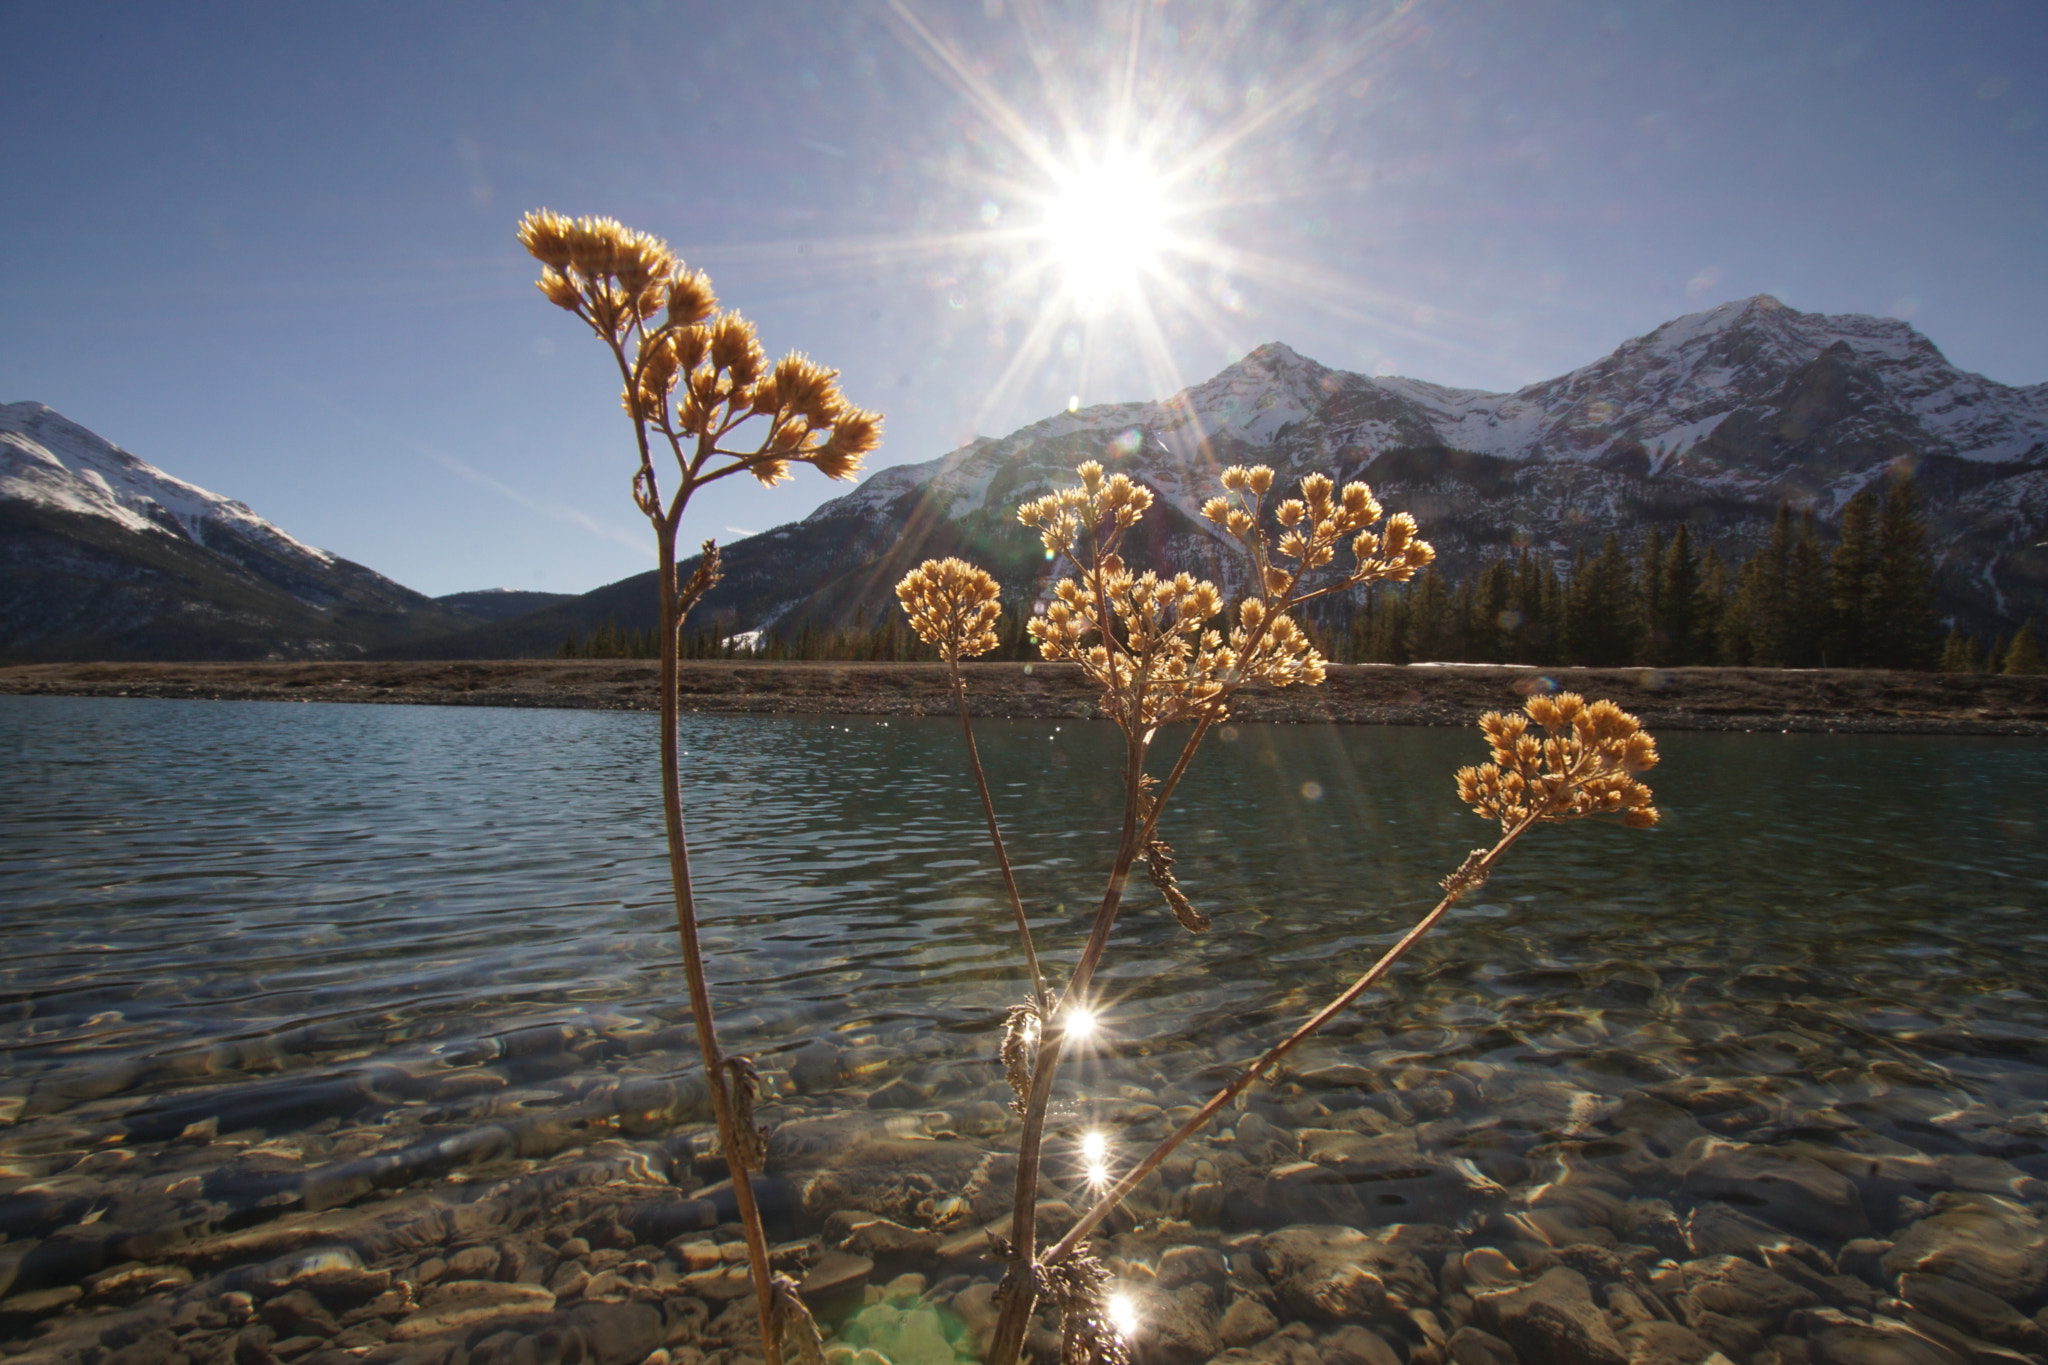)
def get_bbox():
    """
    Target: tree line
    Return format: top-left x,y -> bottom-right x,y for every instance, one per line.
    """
553,472 -> 2042,674
1326,477 -> 1941,669
1320,476 -> 2036,673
